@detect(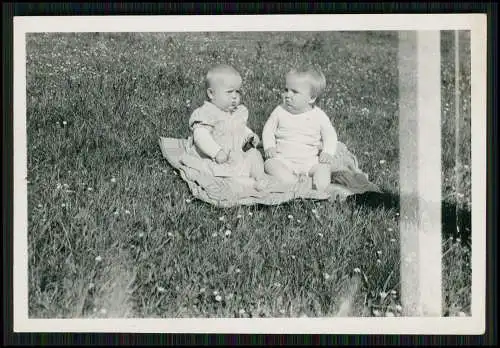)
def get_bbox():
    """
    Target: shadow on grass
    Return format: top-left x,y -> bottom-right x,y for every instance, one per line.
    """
345,191 -> 472,248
